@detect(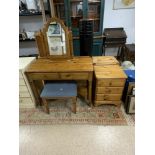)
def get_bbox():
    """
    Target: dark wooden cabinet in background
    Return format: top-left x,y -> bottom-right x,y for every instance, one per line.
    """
103,28 -> 127,57
53,0 -> 105,56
